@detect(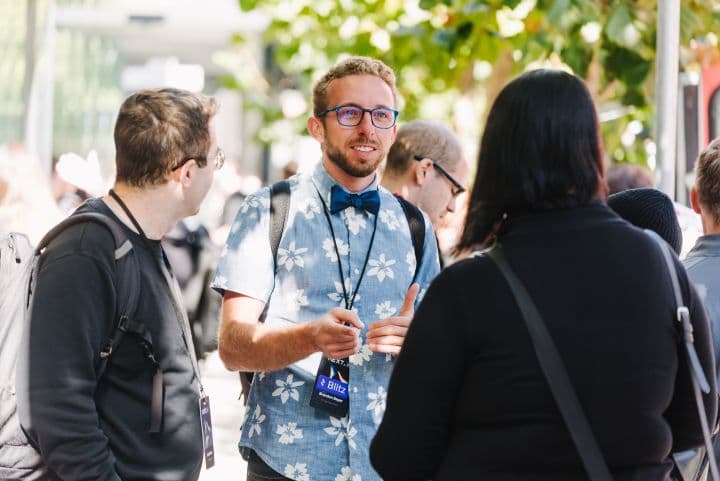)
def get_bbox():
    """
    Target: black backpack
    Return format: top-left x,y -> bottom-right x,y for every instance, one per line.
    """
239,181 -> 426,402
0,212 -> 140,480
